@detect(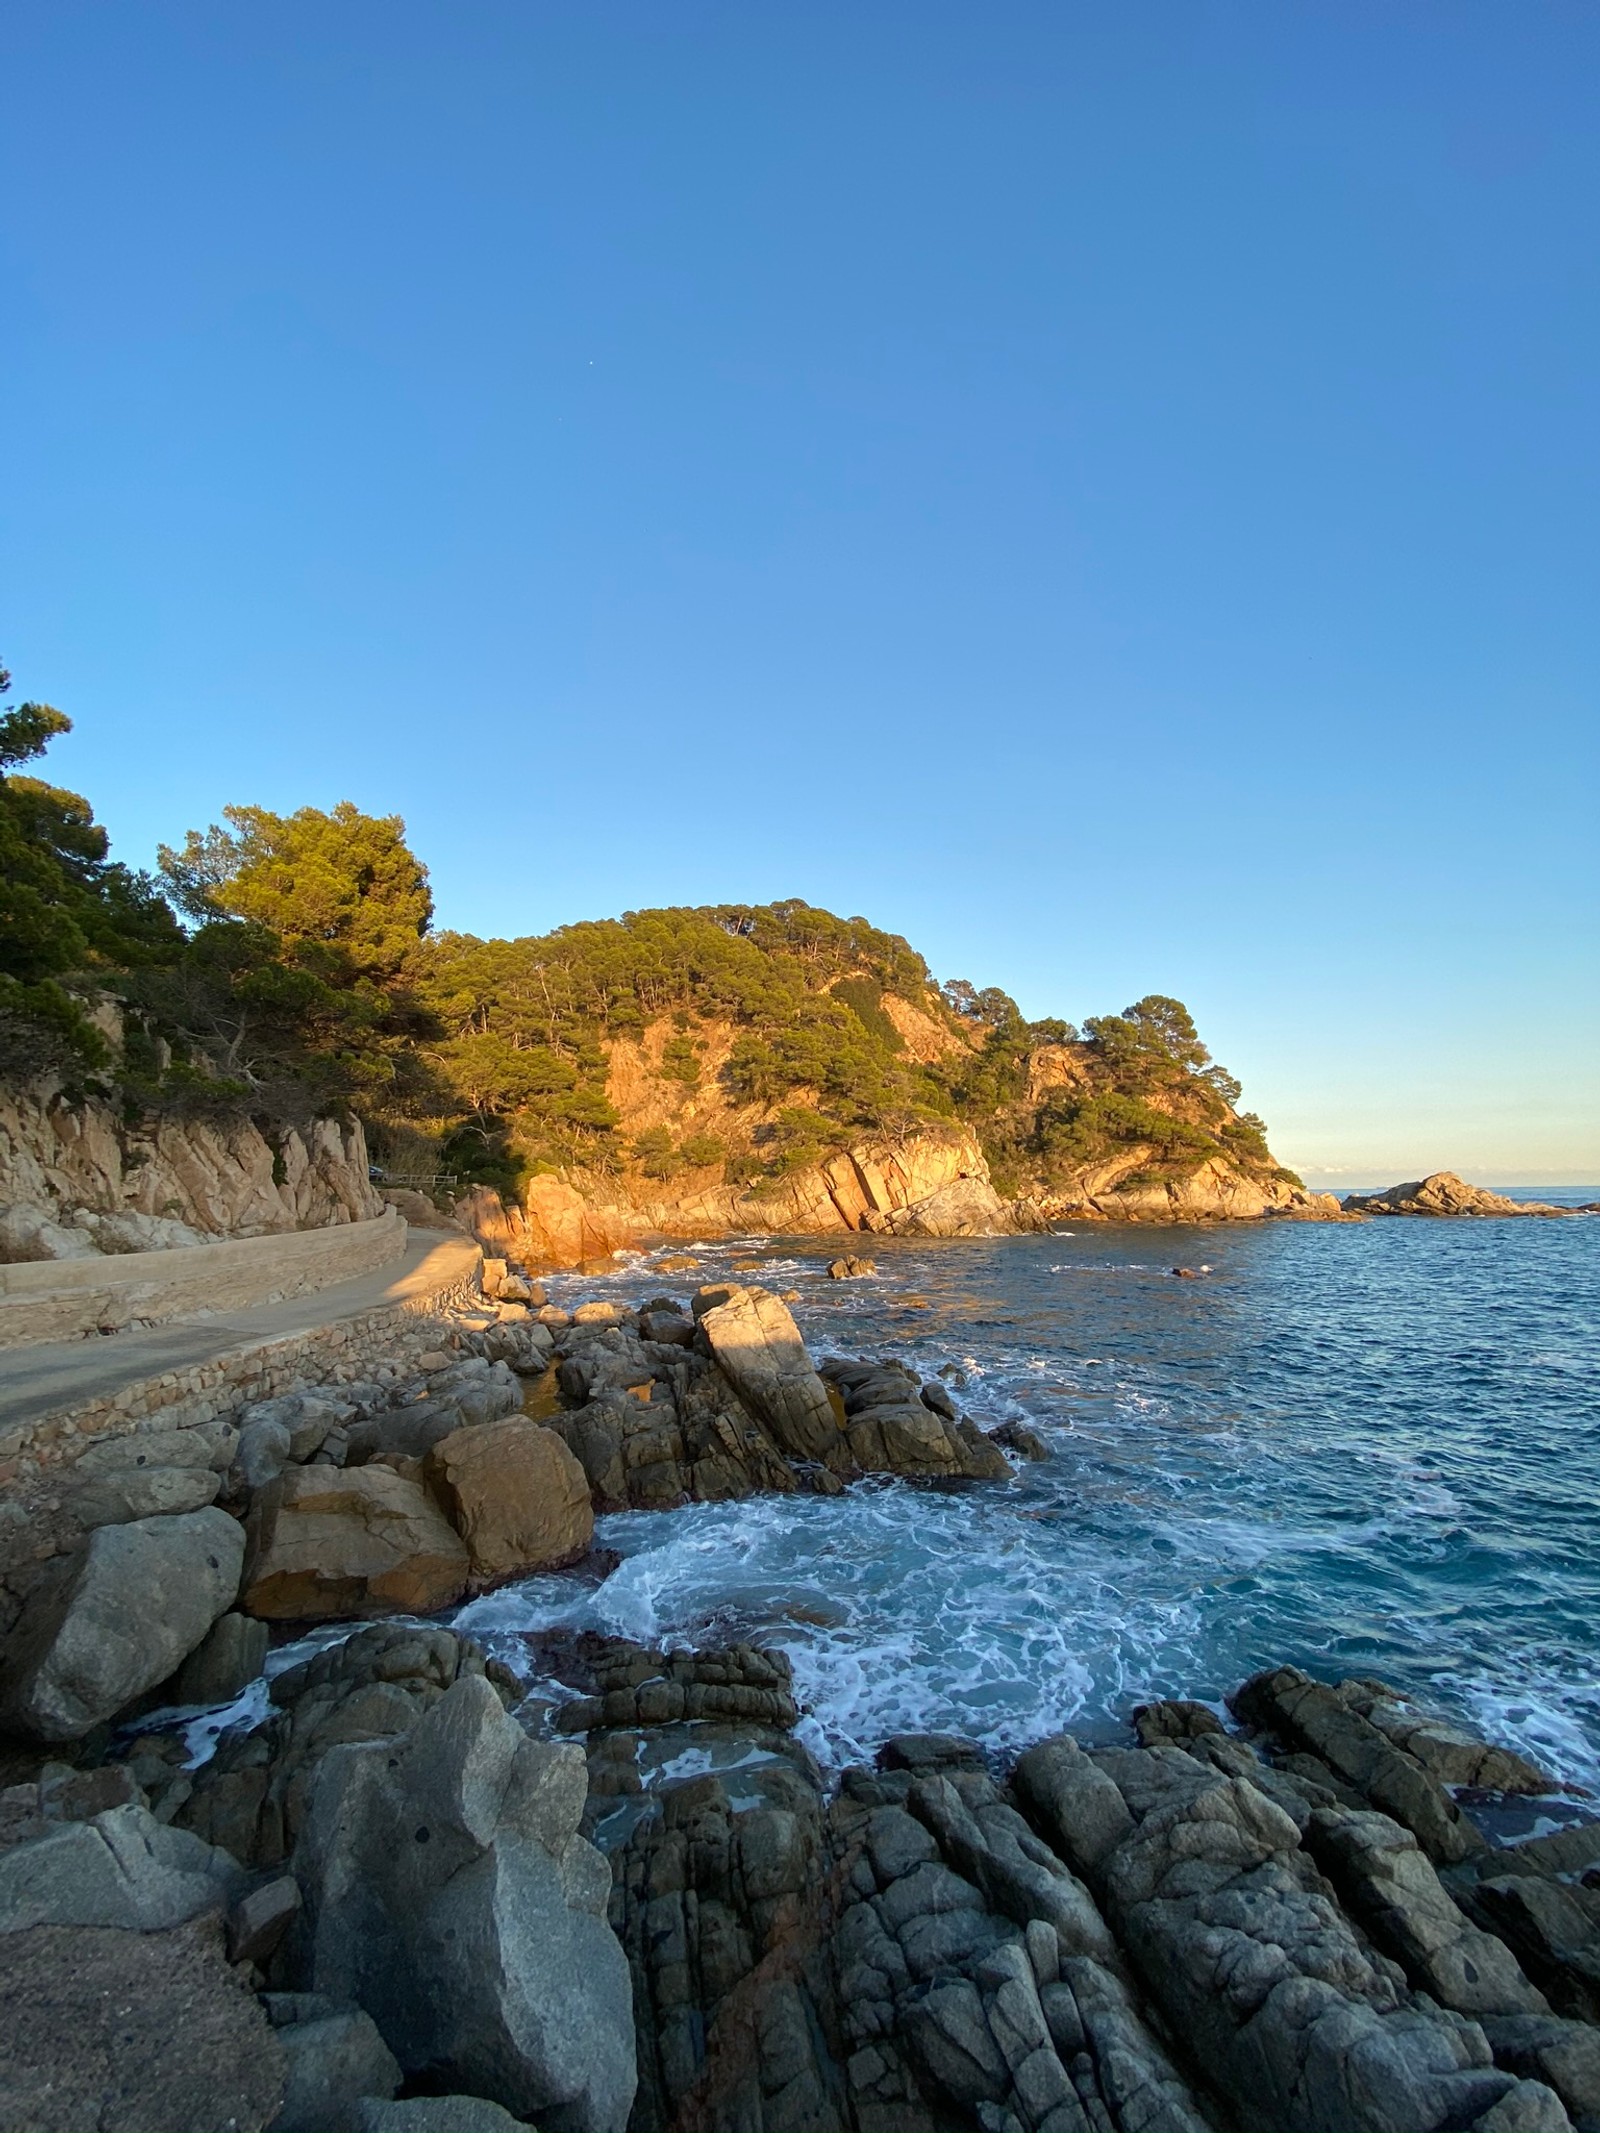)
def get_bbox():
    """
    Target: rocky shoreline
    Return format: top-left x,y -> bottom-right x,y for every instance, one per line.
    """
1,1275 -> 1598,2133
